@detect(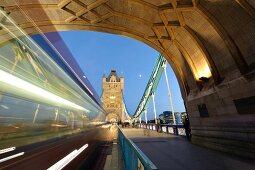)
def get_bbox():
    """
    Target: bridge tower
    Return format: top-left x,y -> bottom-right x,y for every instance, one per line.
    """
101,70 -> 124,122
